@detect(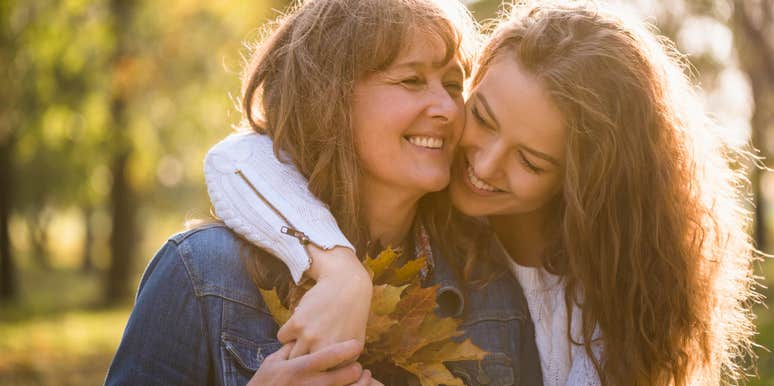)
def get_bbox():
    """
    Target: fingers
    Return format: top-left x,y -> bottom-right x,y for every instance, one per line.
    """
297,339 -> 363,371
320,362 -> 362,385
264,342 -> 294,363
348,369 -> 373,386
277,318 -> 299,344
370,378 -> 384,386
288,337 -> 310,359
